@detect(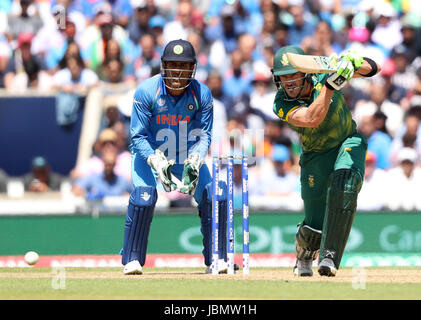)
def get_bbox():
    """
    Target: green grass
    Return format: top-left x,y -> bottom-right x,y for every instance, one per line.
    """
1,267 -> 421,300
